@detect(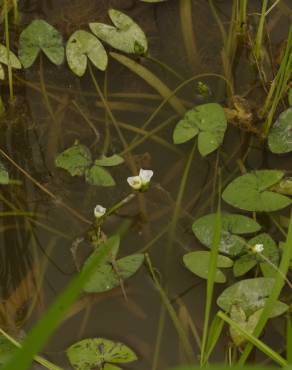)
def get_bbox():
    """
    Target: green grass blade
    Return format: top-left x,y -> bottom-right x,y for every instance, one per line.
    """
3,237 -> 115,370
